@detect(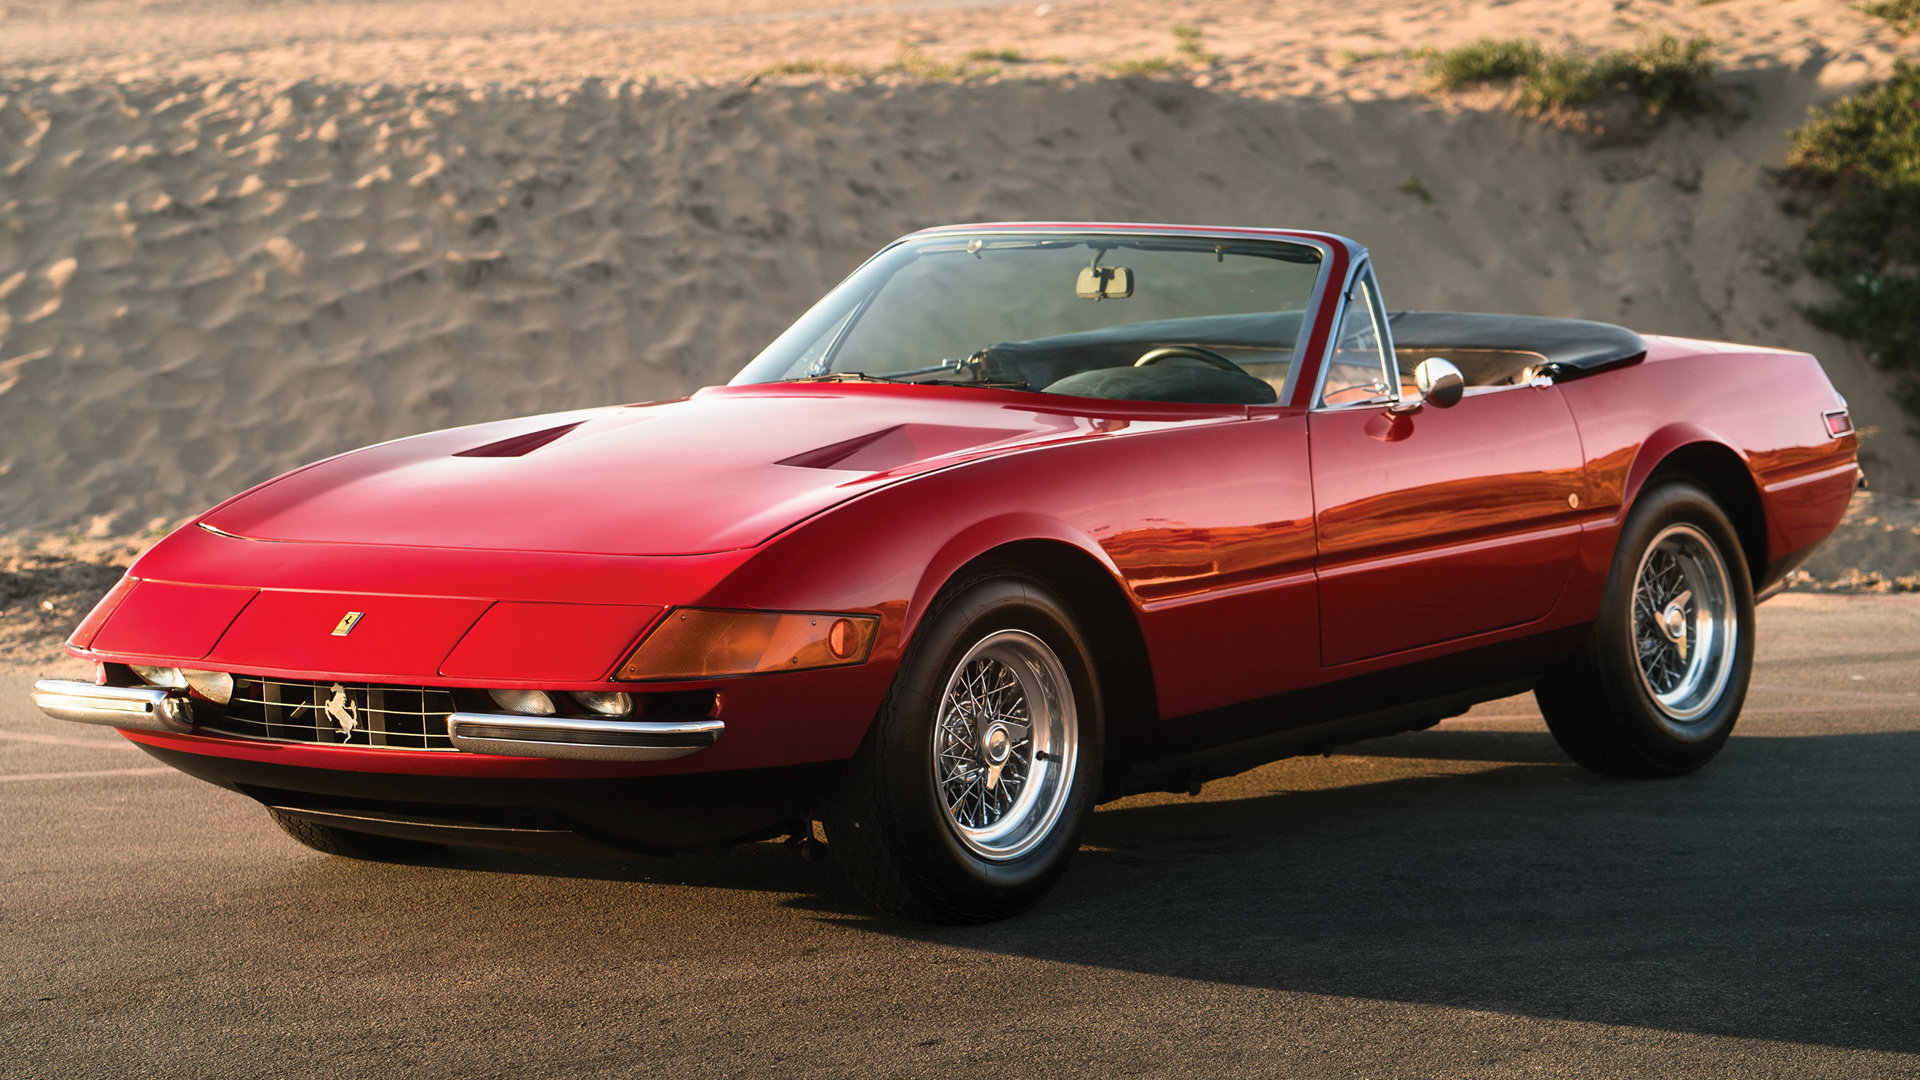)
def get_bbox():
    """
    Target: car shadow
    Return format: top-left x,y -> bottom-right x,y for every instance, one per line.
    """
347,727 -> 1919,1054
826,728 -> 1920,1054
